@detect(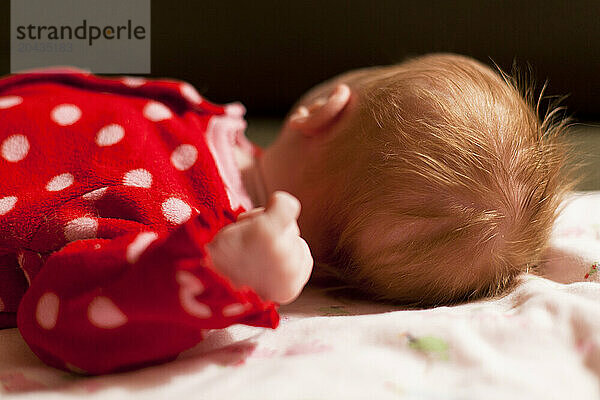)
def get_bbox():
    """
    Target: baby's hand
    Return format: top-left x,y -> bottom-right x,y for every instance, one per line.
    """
206,191 -> 313,304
